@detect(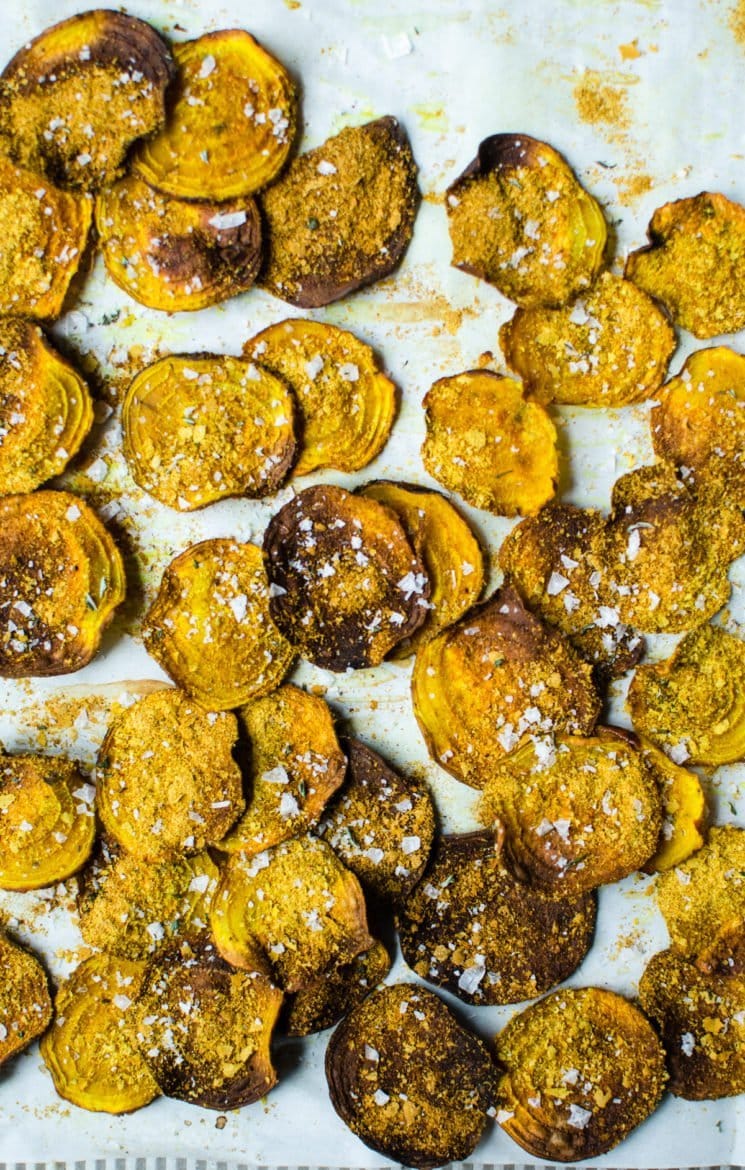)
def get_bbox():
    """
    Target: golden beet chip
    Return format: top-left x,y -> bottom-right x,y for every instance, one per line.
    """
0,10 -> 174,191
626,192 -> 745,338
0,753 -> 95,890
628,624 -> 745,767
326,982 -> 499,1169
136,933 -> 282,1109
0,490 -> 125,677
263,484 -> 429,671
447,133 -> 607,308
479,728 -> 663,894
245,319 -> 396,476
601,463 -> 732,633
421,370 -> 558,516
0,158 -> 91,320
499,503 -> 644,679
495,986 -> 666,1162
641,739 -> 705,873
260,117 -> 419,308
656,825 -> 745,958
41,953 -> 159,1113
211,835 -> 372,992
144,539 -> 294,710
500,272 -> 676,407
134,30 -> 296,200
320,737 -> 436,904
0,932 -> 52,1067
285,940 -> 391,1038
397,828 -> 596,1004
122,354 -> 296,512
79,849 -> 218,960
96,688 -> 243,860
360,481 -> 485,656
639,948 -> 745,1100
96,175 -> 262,312
411,586 -> 601,788
0,319 -> 93,495
222,684 -> 345,855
